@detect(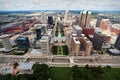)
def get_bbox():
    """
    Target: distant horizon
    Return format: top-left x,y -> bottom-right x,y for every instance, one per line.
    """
0,9 -> 120,12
